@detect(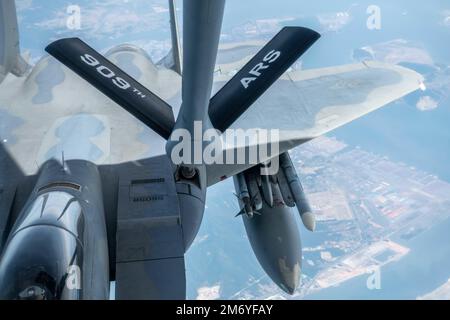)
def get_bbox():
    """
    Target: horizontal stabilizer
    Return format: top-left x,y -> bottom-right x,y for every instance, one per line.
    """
209,27 -> 320,132
46,38 -> 175,139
